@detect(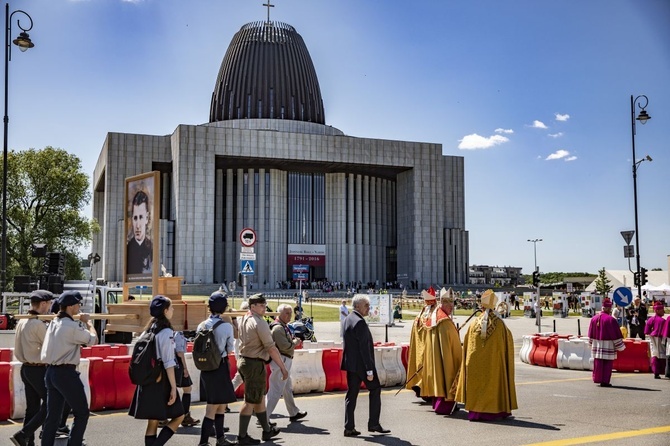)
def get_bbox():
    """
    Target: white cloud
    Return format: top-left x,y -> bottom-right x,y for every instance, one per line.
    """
531,120 -> 548,129
555,113 -> 570,121
494,128 -> 514,134
565,156 -> 577,161
546,149 -> 570,160
548,132 -> 563,138
458,133 -> 509,150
